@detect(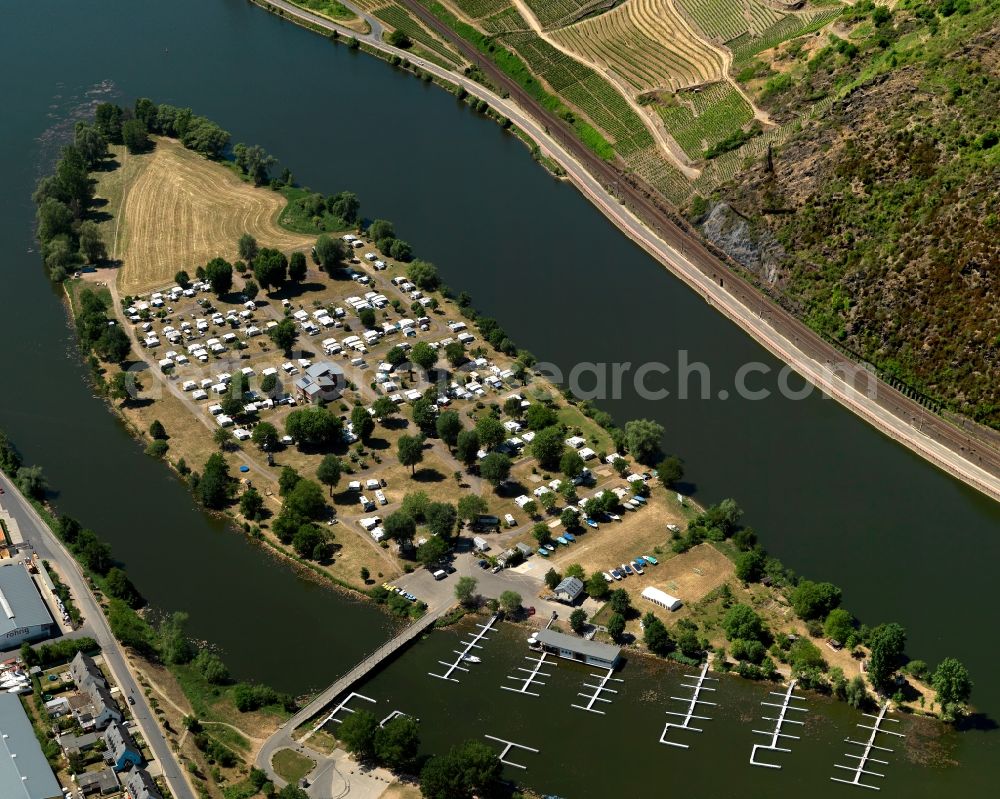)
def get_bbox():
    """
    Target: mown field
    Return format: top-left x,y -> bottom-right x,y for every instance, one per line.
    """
100,138 -> 314,295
